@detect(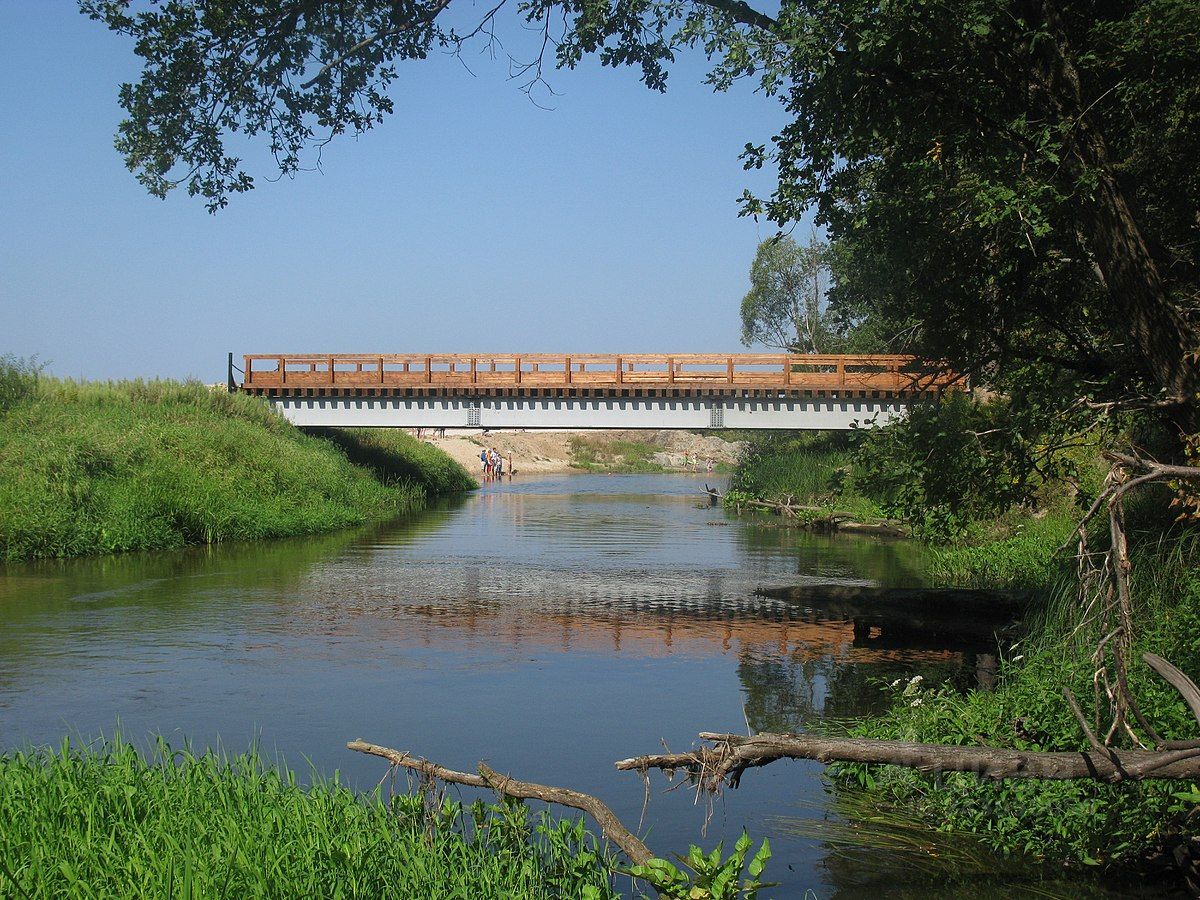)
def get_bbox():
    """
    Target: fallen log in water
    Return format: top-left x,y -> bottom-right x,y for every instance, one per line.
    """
614,652 -> 1200,788
703,487 -> 907,536
615,730 -> 1200,787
